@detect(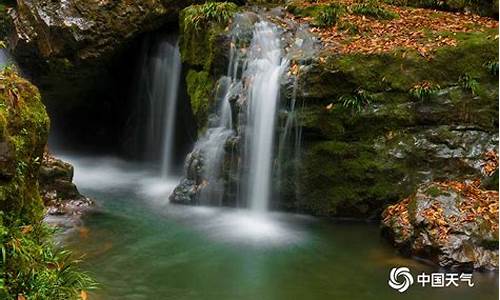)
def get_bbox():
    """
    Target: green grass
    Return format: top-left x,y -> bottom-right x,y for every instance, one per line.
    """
313,4 -> 346,27
484,60 -> 499,76
0,216 -> 96,299
182,2 -> 238,32
458,73 -> 479,95
352,0 -> 399,20
409,81 -> 441,101
339,88 -> 373,113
